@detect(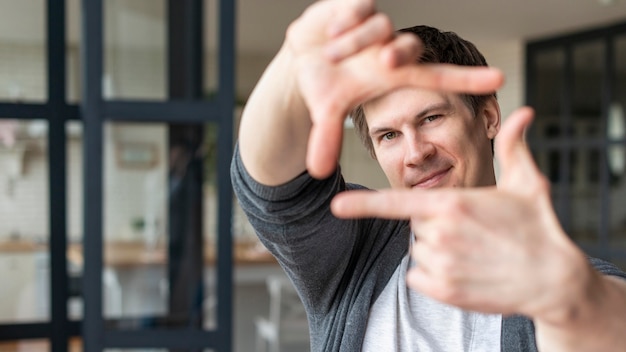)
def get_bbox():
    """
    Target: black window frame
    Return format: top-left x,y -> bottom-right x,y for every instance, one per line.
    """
0,0 -> 236,351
